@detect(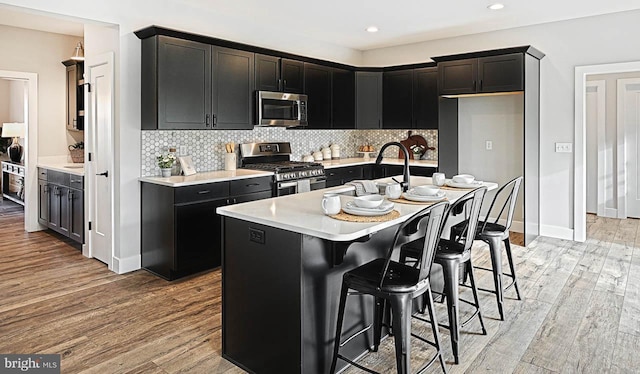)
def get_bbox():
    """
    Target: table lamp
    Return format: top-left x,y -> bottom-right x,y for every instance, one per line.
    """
1,122 -> 25,163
